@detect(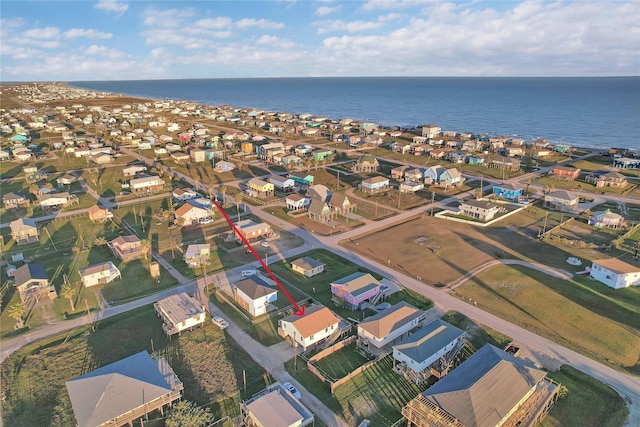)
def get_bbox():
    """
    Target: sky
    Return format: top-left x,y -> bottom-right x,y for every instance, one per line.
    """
1,0 -> 639,81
